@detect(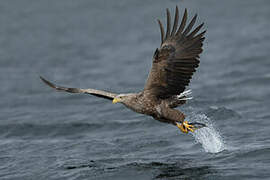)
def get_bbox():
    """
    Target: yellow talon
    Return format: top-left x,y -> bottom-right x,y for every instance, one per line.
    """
176,121 -> 196,134
176,122 -> 188,133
